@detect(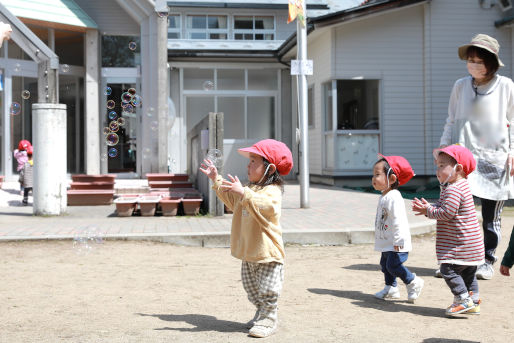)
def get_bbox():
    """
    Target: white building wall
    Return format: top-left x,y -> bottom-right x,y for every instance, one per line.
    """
332,5 -> 426,173
306,29 -> 332,175
427,0 -> 512,171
